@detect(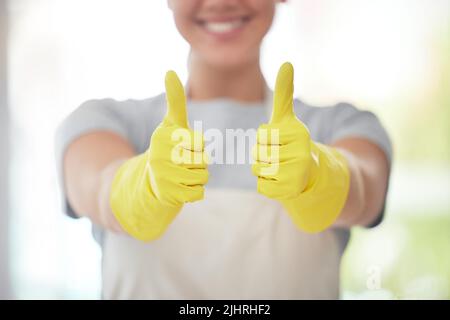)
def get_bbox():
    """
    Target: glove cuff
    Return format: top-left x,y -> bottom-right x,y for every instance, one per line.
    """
110,153 -> 181,241
282,142 -> 350,233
